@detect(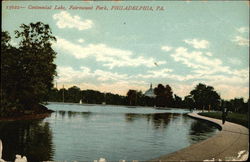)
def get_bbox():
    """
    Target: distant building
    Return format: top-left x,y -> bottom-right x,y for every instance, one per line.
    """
144,84 -> 156,98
